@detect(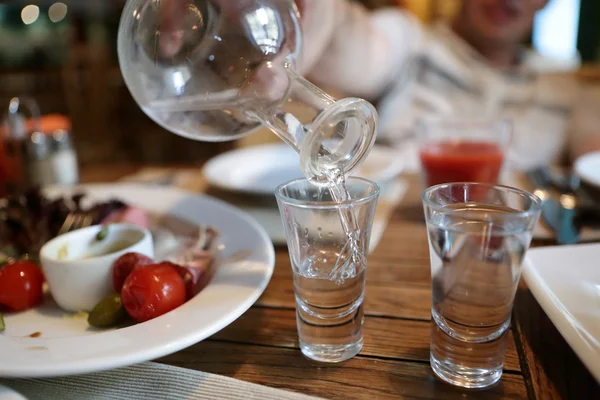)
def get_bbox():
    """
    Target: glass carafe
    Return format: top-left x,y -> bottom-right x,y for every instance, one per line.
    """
117,0 -> 377,185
